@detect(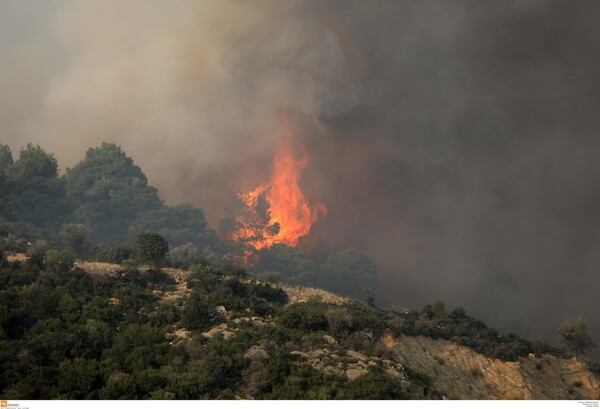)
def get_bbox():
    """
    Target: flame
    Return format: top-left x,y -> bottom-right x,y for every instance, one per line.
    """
224,114 -> 327,251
